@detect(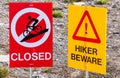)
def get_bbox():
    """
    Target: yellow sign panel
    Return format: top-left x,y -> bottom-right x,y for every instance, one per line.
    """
68,5 -> 107,74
